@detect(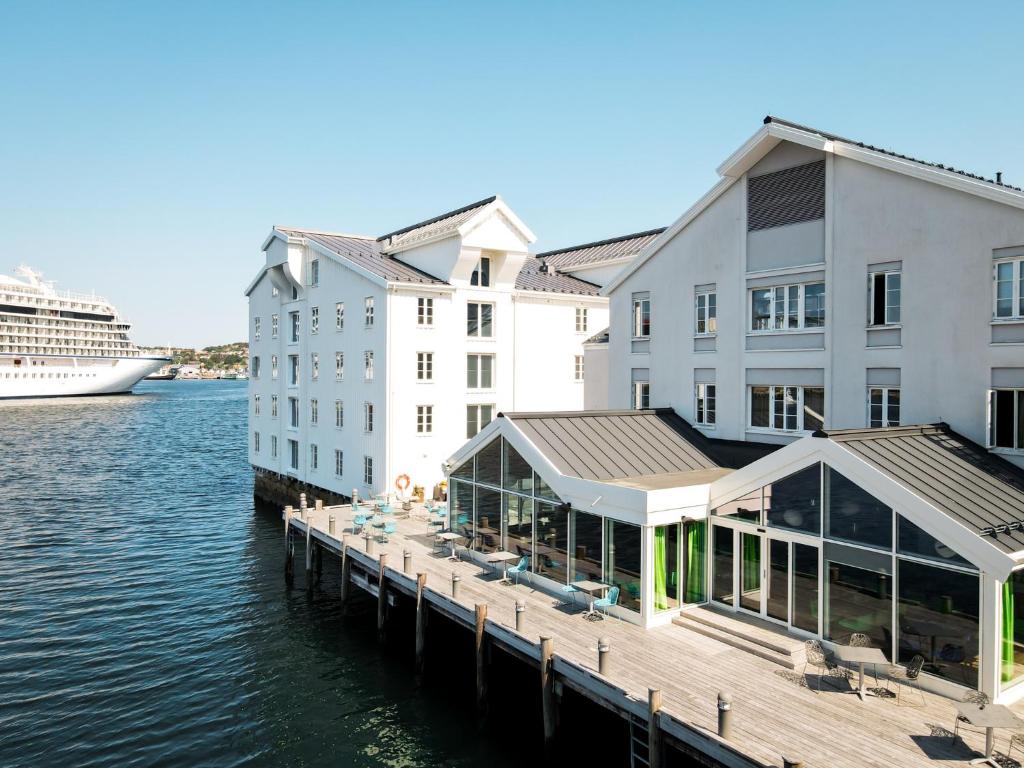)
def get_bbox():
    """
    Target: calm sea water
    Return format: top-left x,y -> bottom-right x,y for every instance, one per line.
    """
0,380 -> 522,768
